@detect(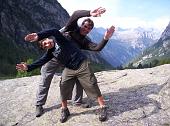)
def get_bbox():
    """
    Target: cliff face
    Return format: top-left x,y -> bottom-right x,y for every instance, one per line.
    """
0,0 -> 69,45
0,64 -> 170,126
160,22 -> 170,41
